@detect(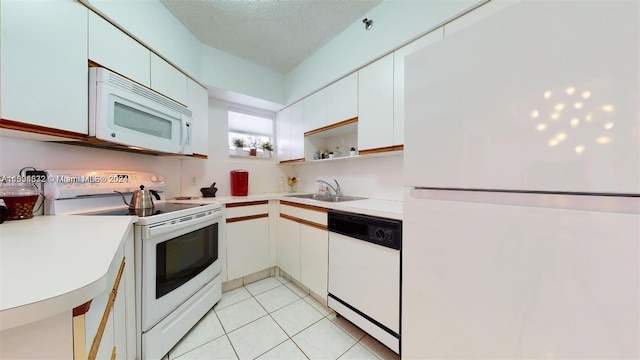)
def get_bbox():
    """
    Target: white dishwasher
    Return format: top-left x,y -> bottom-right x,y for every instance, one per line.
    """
327,210 -> 402,354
